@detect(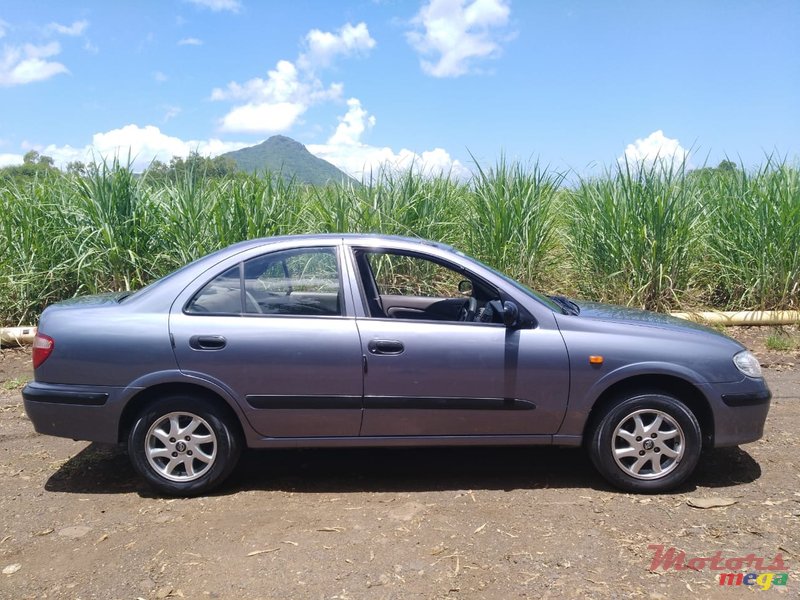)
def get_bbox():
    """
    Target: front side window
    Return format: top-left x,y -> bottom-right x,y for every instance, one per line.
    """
355,249 -> 503,324
367,253 -> 464,297
186,248 -> 342,316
